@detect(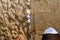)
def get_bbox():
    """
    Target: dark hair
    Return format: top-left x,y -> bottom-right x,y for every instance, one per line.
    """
42,34 -> 59,40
